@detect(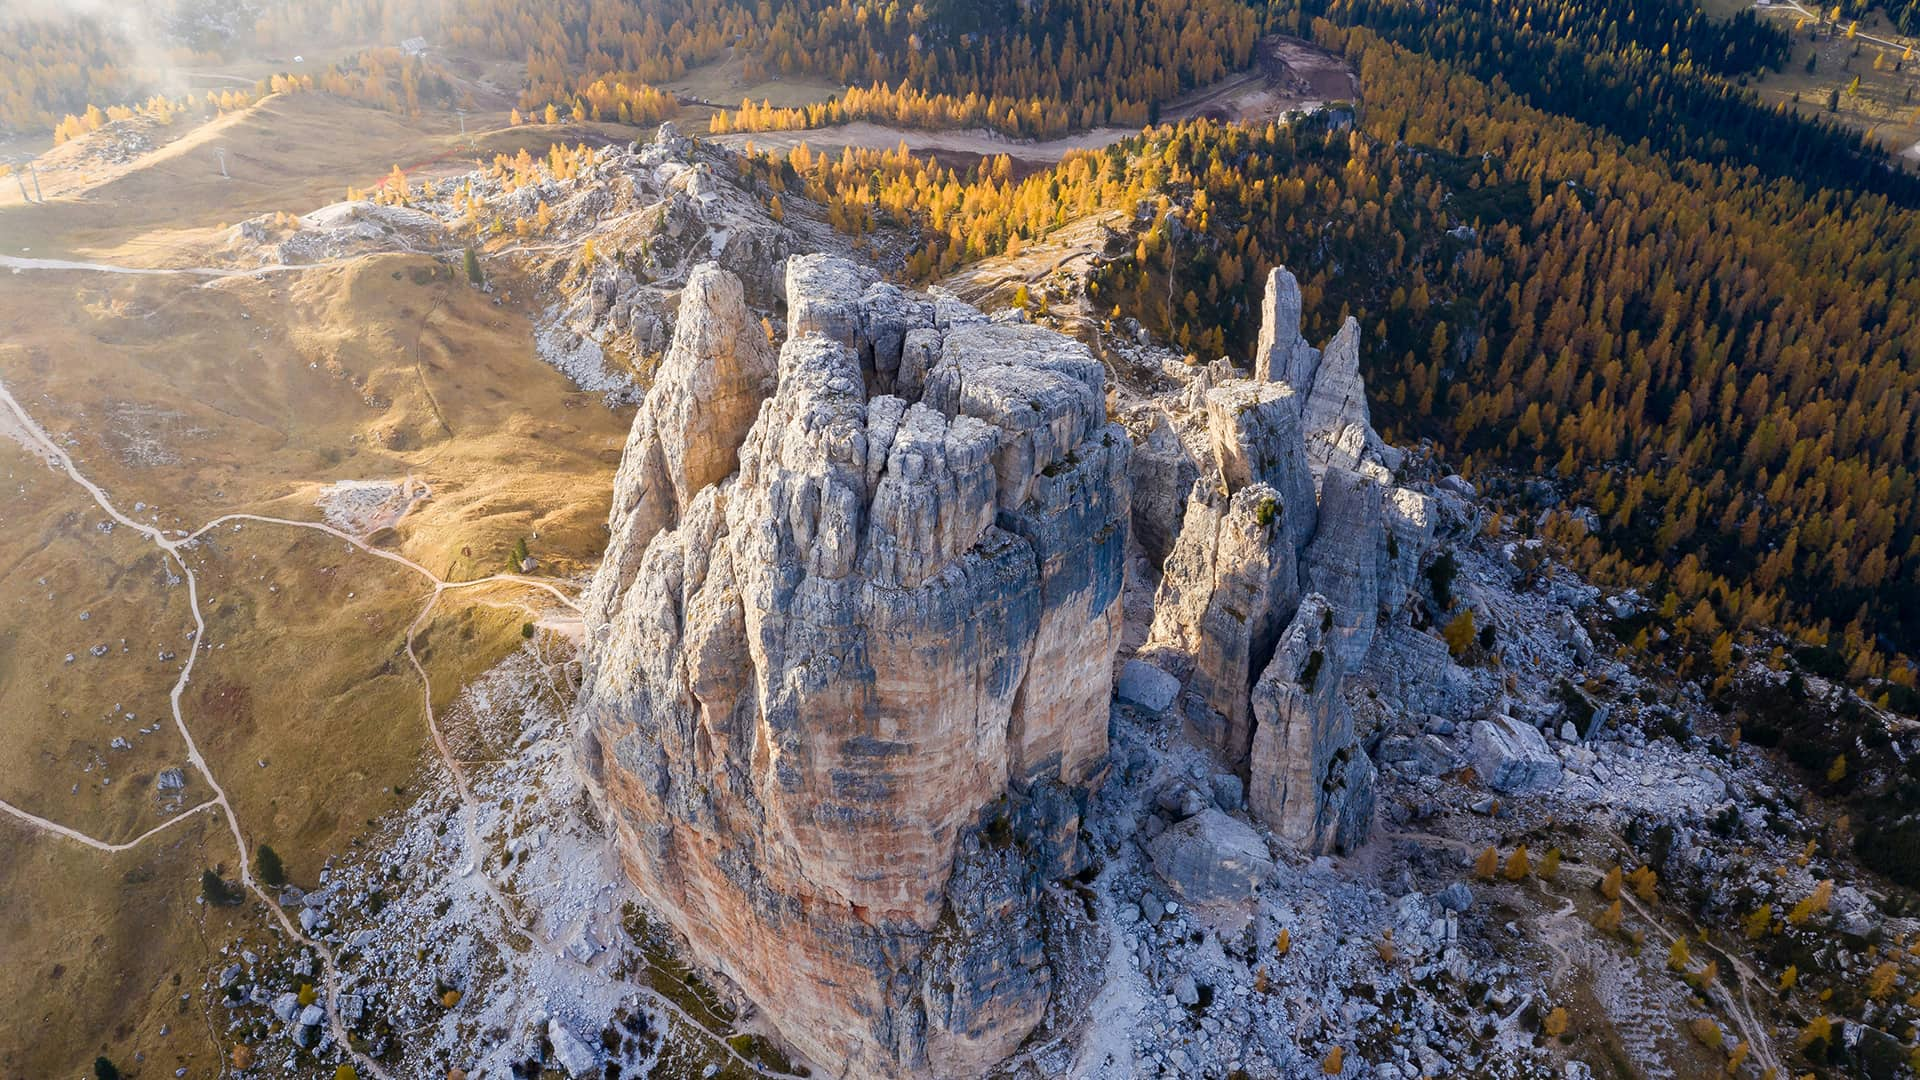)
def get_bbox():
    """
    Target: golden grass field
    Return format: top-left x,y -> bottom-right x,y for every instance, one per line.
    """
0,438 -> 196,846
0,88 -> 637,1075
0,811 -> 247,1077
